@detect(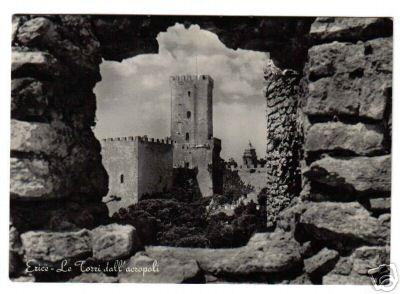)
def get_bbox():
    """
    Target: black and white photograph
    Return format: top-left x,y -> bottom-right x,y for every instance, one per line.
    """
3,1 -> 398,291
